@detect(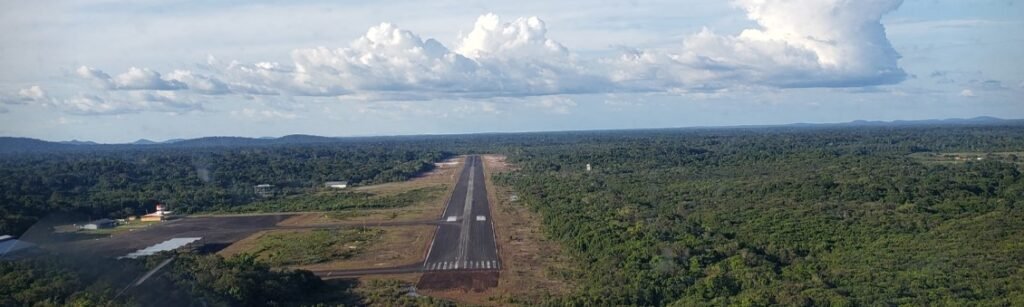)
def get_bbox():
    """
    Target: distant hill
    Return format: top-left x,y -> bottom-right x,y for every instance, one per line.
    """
58,140 -> 99,145
1,117 -> 1021,153
131,139 -> 159,145
782,117 -> 1015,127
0,137 -> 77,153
